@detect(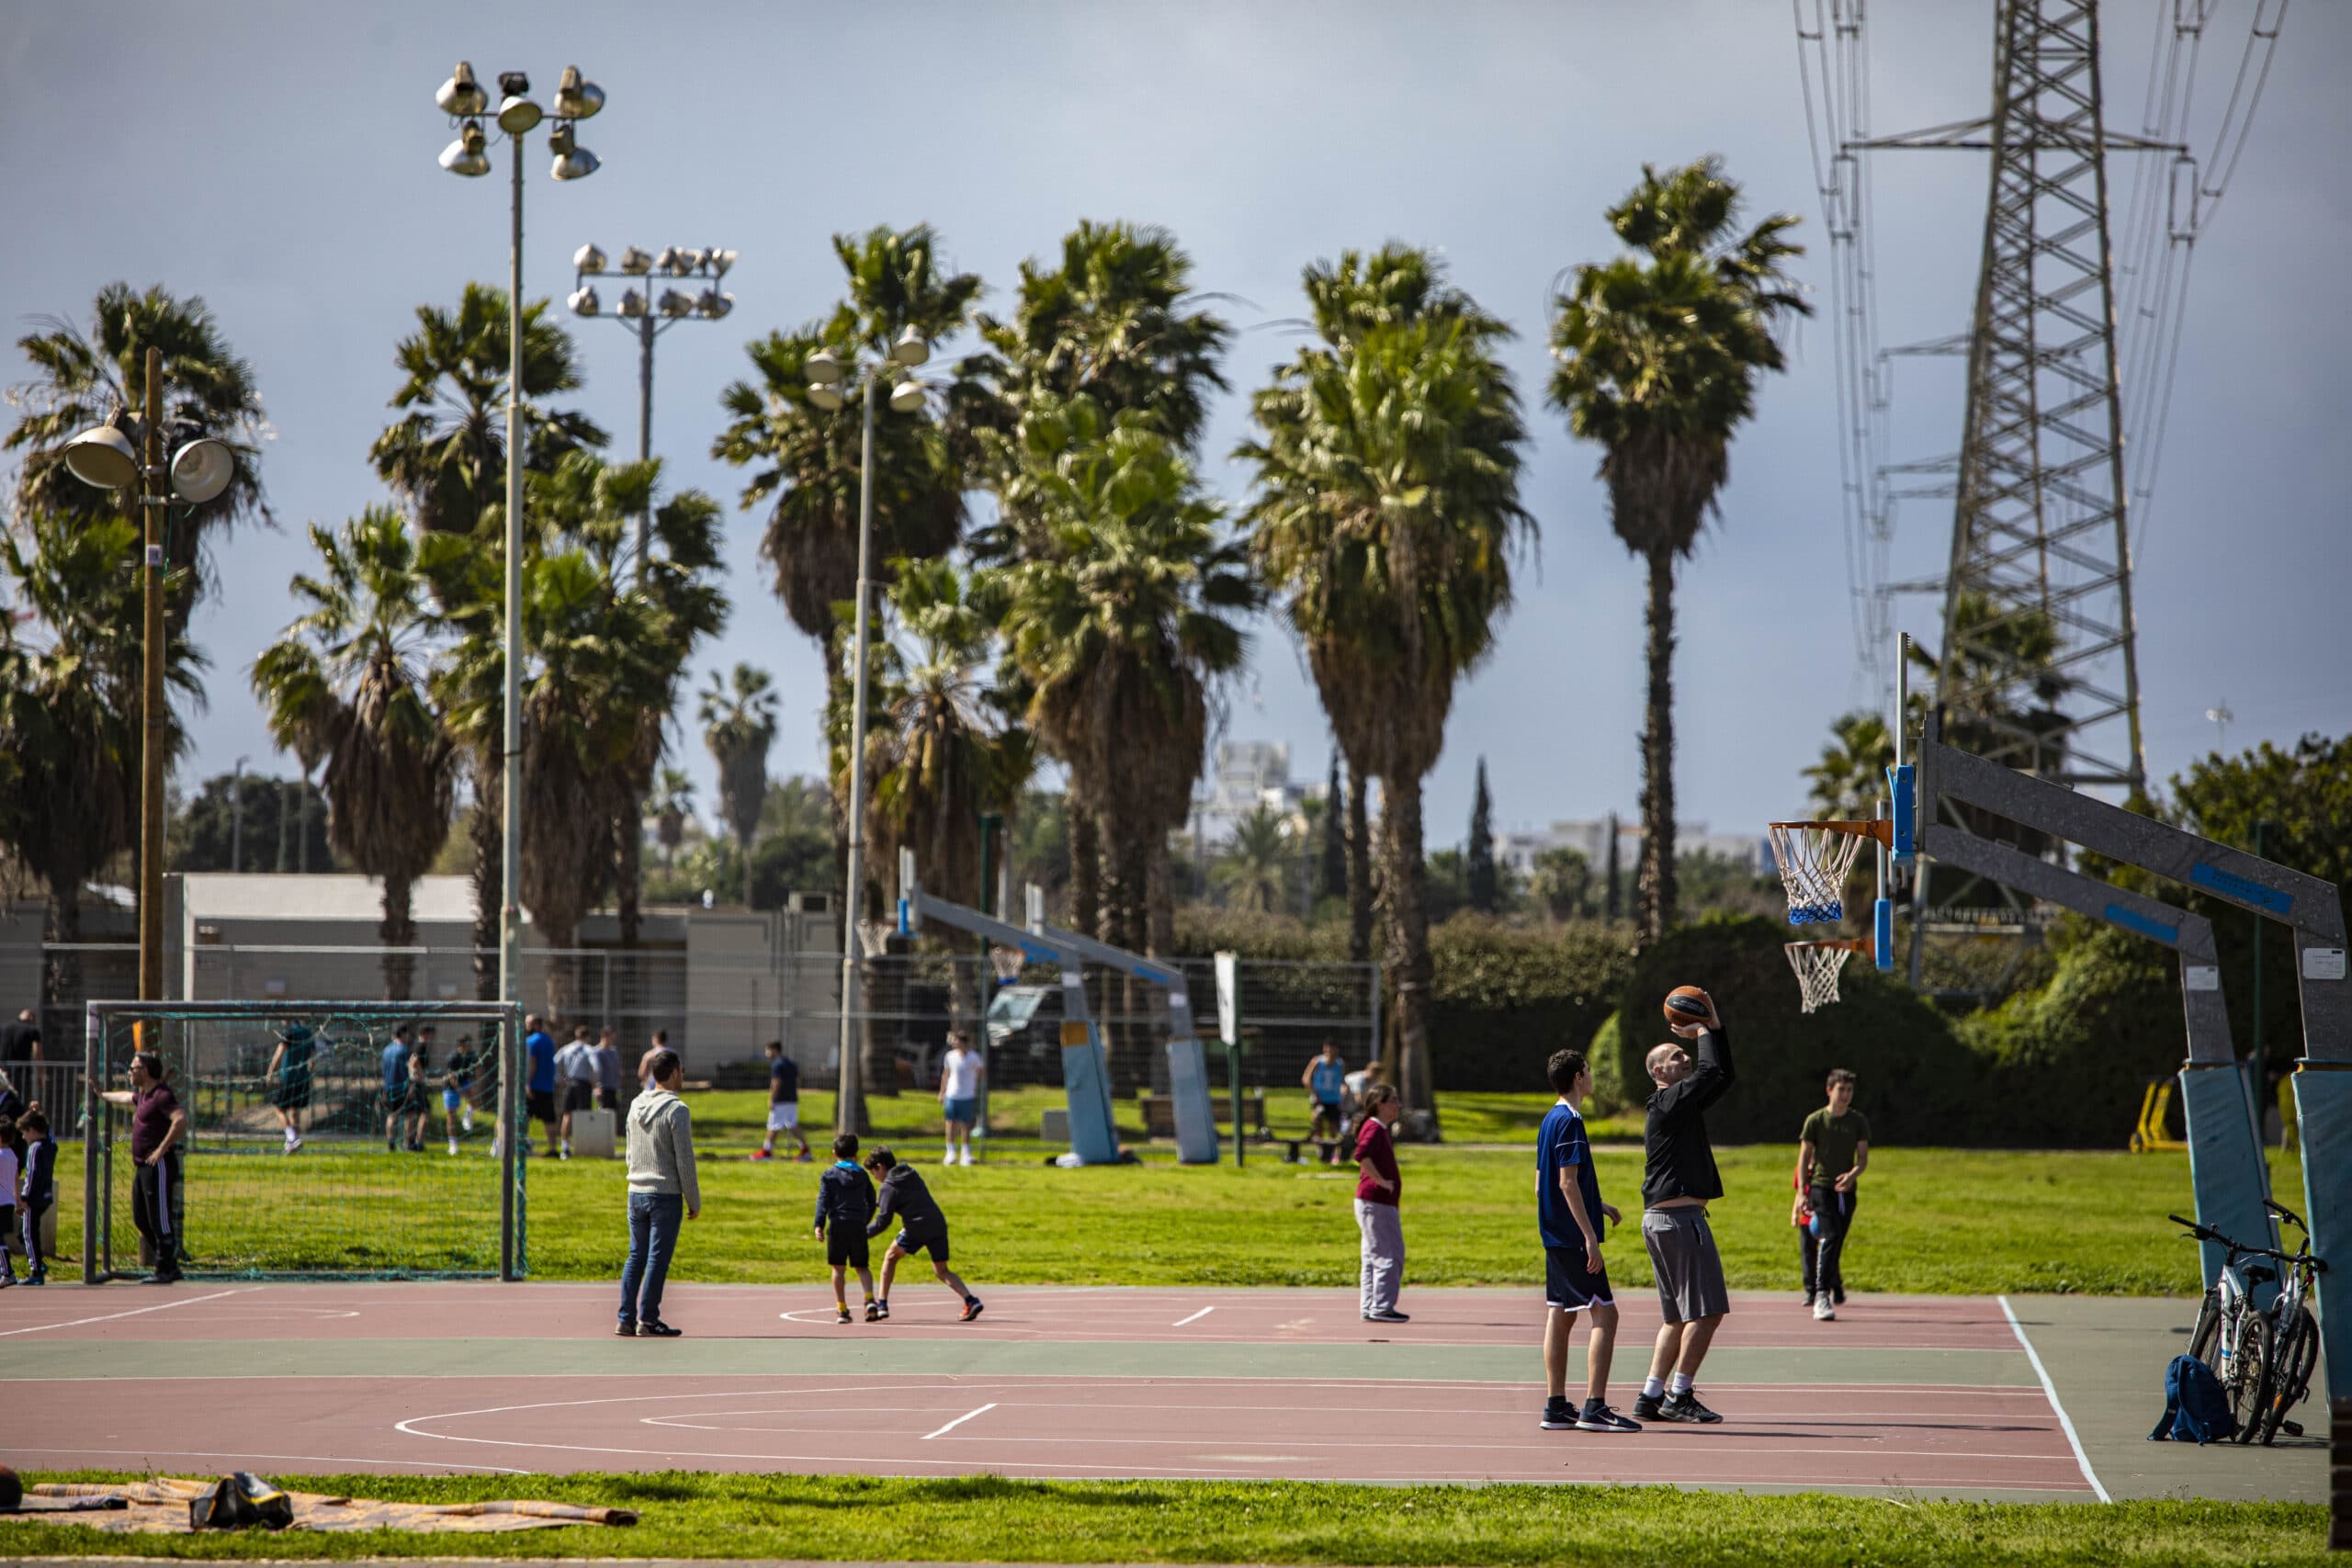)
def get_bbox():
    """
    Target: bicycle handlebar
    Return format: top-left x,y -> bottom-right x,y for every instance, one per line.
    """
2169,1215 -> 2324,1271
2265,1197 -> 2307,1233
